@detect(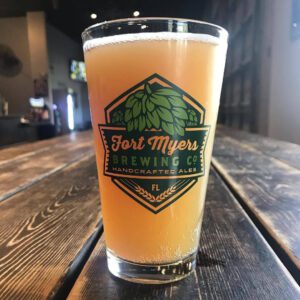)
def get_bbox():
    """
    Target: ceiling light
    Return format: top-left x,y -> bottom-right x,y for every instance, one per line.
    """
90,13 -> 97,19
133,11 -> 140,17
